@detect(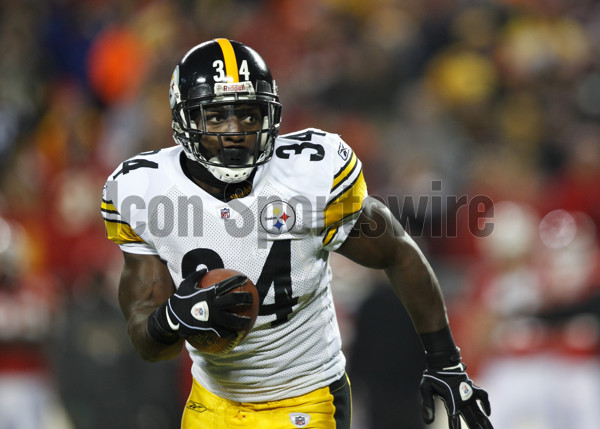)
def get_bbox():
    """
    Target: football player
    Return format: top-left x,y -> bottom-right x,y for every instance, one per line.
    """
101,38 -> 493,428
